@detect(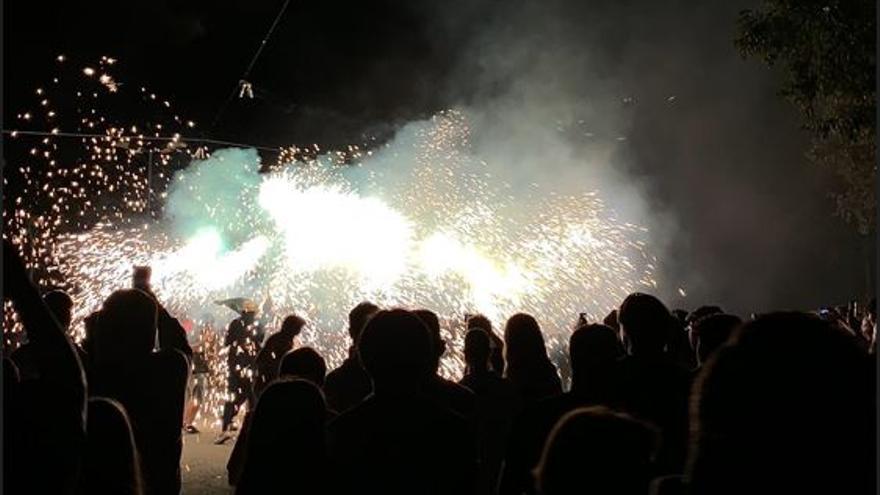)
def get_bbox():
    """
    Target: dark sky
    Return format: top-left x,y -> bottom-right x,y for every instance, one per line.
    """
4,0 -> 875,313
